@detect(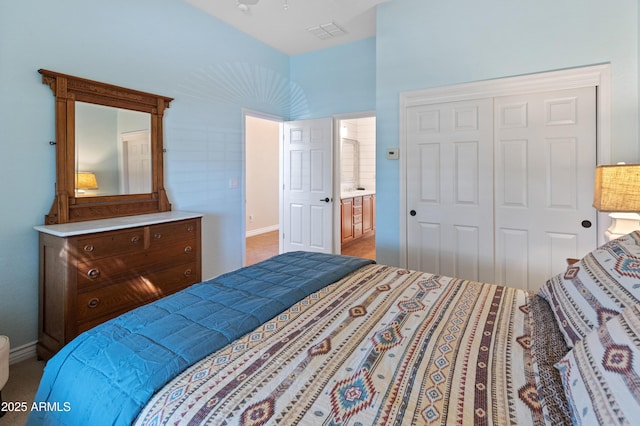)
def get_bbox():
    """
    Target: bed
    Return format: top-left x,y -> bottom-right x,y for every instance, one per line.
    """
28,234 -> 640,425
